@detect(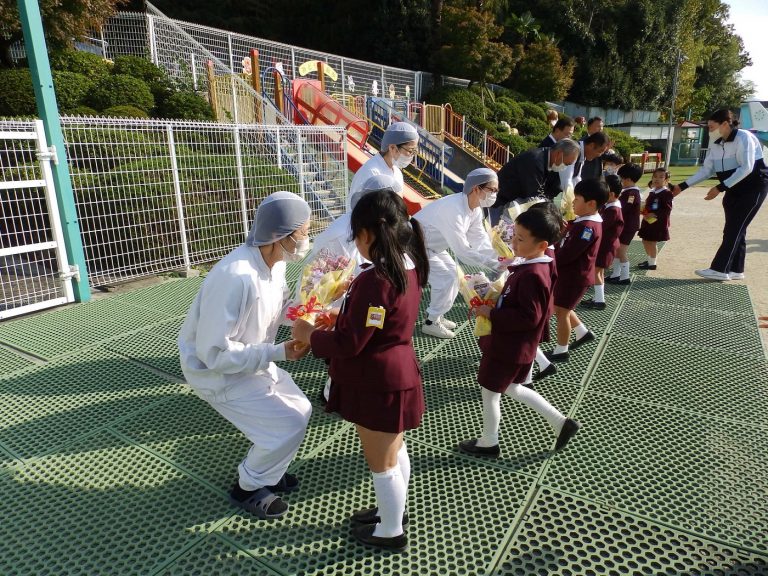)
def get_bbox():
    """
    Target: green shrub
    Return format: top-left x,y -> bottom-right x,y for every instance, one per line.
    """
515,116 -> 550,140
67,105 -> 99,116
495,132 -> 534,156
49,49 -> 111,78
112,55 -> 166,84
604,127 -> 645,161
426,85 -> 485,122
103,105 -> 150,118
63,126 -> 168,171
158,92 -> 214,120
0,68 -> 36,116
471,116 -> 501,138
492,96 -> 524,125
87,74 -> 155,112
52,71 -> 94,113
518,101 -> 547,122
